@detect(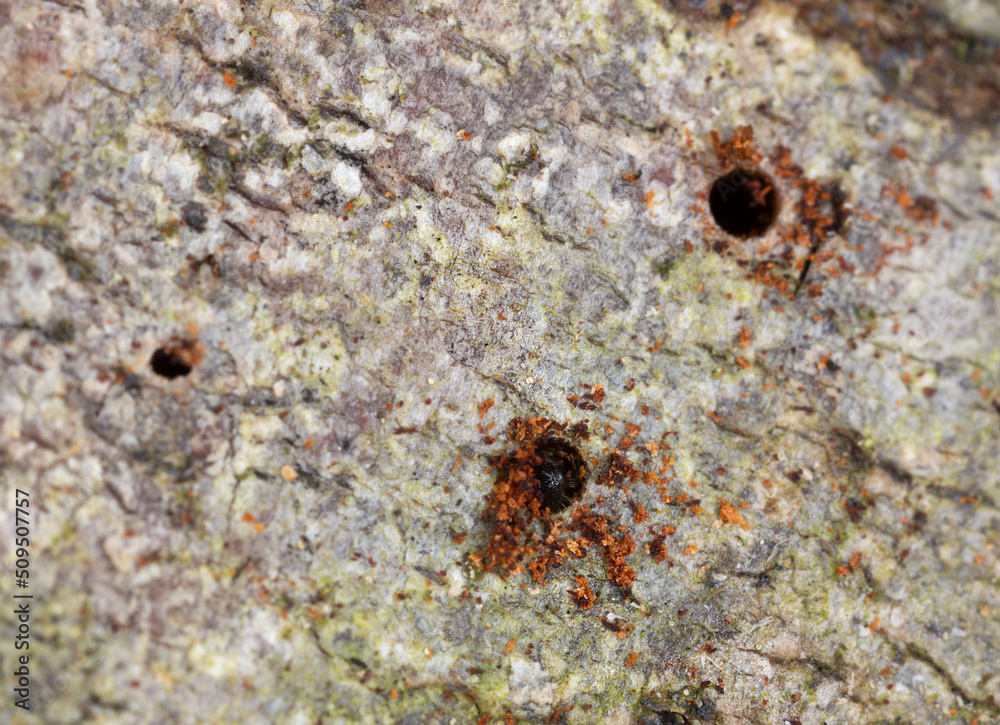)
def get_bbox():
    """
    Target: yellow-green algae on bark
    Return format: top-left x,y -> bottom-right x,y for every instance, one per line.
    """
0,0 -> 998,723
